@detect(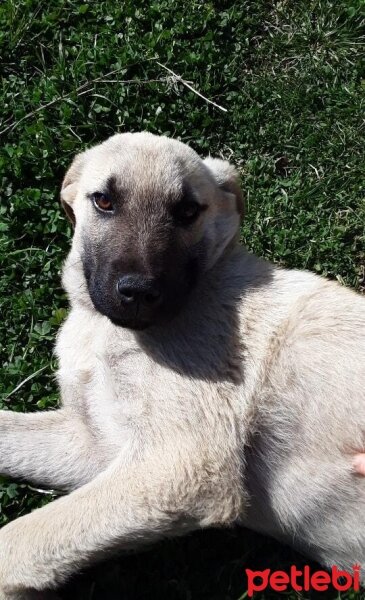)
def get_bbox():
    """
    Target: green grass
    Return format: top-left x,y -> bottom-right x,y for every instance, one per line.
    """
0,0 -> 364,597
